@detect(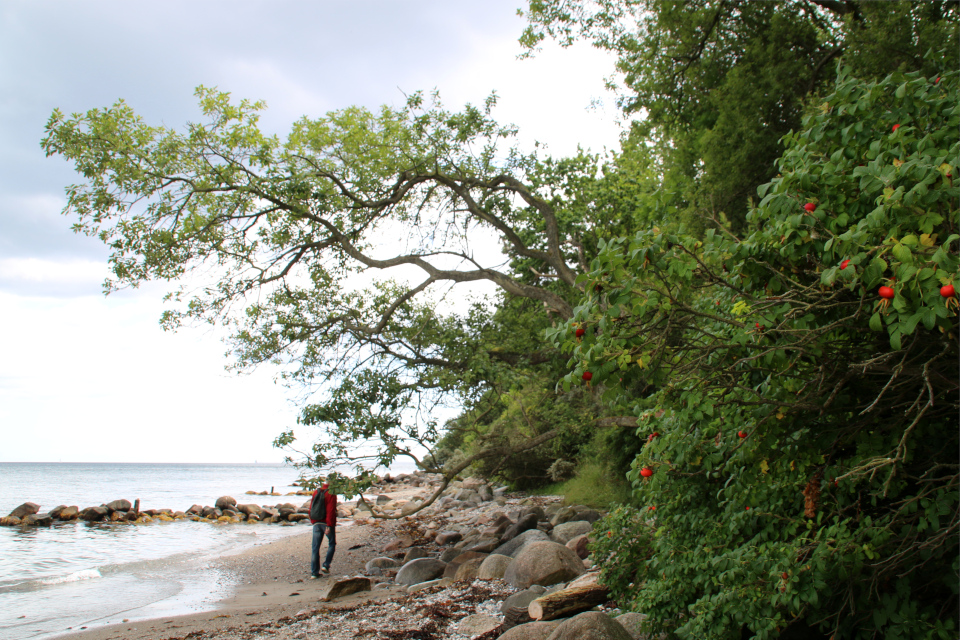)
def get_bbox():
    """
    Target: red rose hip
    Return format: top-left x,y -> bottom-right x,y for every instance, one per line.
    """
582,371 -> 593,381
878,286 -> 895,299
803,202 -> 816,212
738,431 -> 747,438
640,467 -> 653,478
575,327 -> 585,338
892,124 -> 900,132
941,284 -> 956,298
